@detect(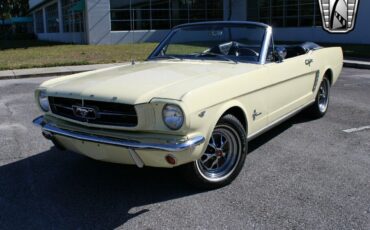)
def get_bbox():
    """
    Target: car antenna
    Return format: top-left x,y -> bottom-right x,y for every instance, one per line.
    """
131,31 -> 135,65
130,6 -> 136,65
